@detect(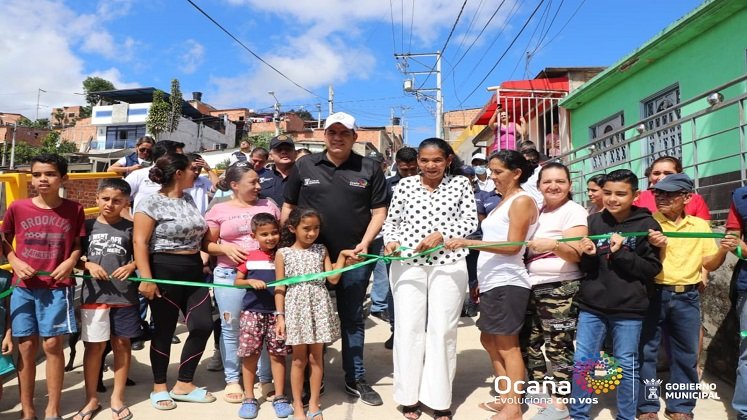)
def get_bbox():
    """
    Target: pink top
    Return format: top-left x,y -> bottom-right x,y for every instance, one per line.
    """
204,198 -> 280,268
492,122 -> 518,153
